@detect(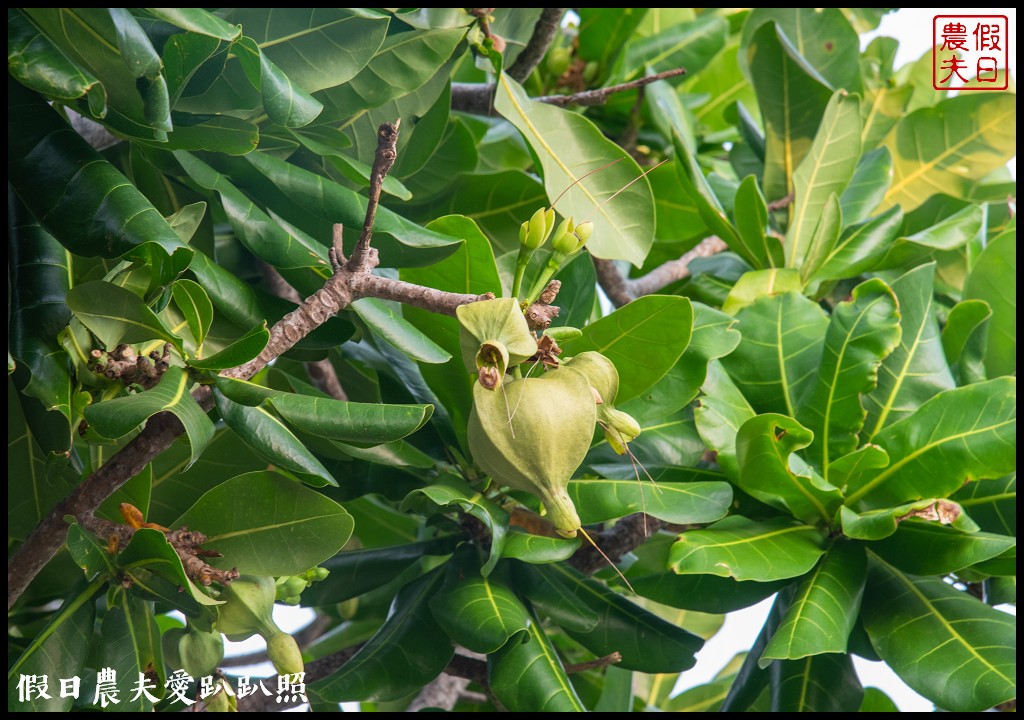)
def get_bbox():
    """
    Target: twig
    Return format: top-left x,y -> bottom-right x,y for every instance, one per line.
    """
7,122 -> 495,611
506,8 -> 567,82
406,674 -> 472,712
444,653 -> 489,686
451,67 -> 686,114
569,514 -> 664,575
535,67 -> 686,107
766,192 -> 794,211
564,652 -> 622,674
593,236 -> 728,308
